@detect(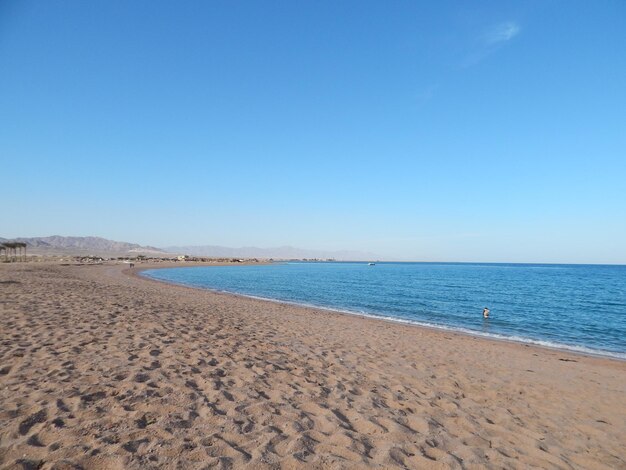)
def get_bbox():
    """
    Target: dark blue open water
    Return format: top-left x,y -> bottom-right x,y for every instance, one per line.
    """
142,262 -> 626,359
